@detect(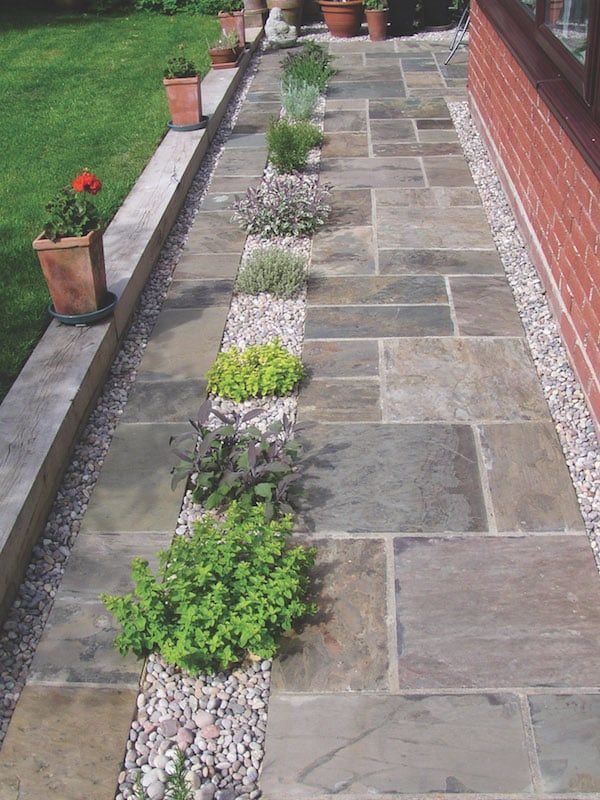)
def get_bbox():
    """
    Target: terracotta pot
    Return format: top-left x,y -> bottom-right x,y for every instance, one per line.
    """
244,0 -> 268,26
365,8 -> 387,39
267,0 -> 303,32
320,0 -> 364,37
163,76 -> 202,127
33,229 -> 107,316
547,0 -> 563,22
219,11 -> 246,48
209,46 -> 240,67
